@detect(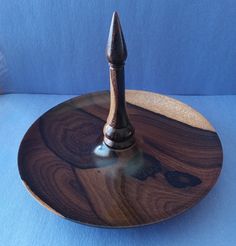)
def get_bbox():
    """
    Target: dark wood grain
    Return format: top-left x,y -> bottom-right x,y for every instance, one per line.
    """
104,12 -> 135,149
18,91 -> 223,227
18,12 -> 223,228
